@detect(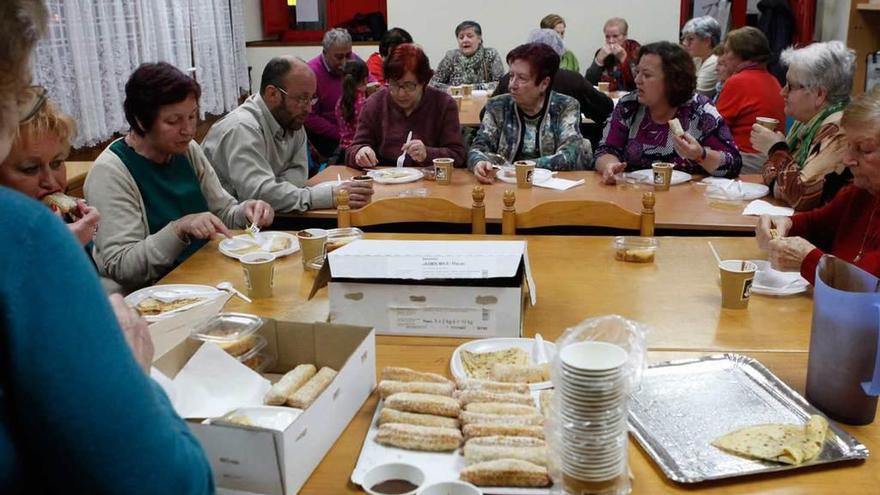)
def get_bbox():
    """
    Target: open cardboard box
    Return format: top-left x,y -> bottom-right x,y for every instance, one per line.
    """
310,240 -> 537,338
154,319 -> 376,495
